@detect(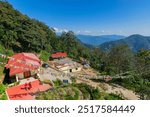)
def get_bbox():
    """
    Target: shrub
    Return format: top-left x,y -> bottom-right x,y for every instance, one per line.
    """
53,79 -> 63,87
0,84 -> 5,94
39,50 -> 50,62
